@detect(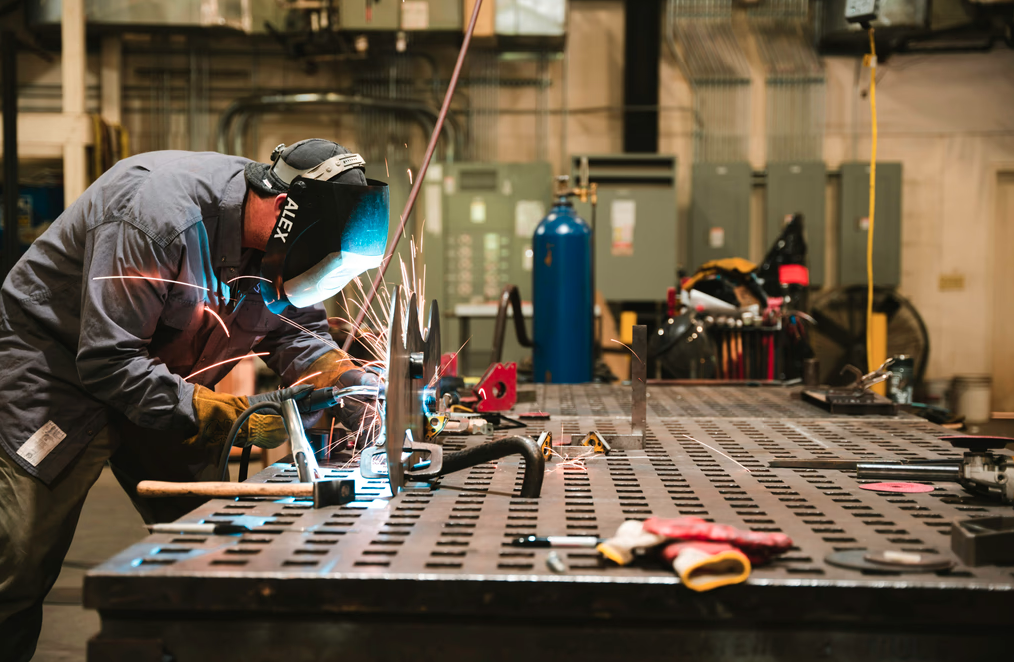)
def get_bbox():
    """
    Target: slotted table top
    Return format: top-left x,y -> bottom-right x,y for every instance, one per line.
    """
84,385 -> 1014,660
